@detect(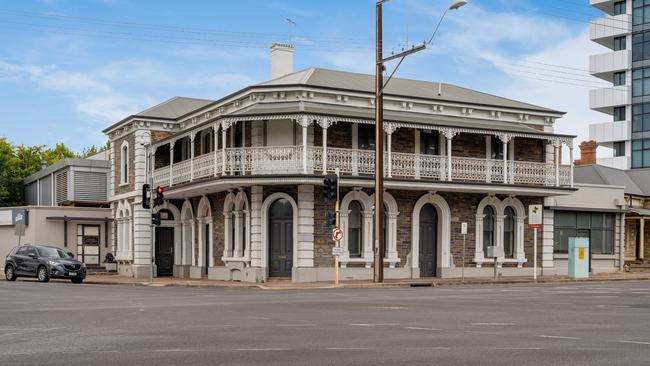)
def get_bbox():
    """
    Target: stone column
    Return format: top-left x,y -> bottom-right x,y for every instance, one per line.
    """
385,123 -> 396,178
444,130 -> 455,181
222,123 -> 228,175
223,211 -> 233,258
500,134 -> 510,184
554,141 -> 560,187
132,129 -> 153,278
495,214 -> 505,267
190,132 -> 196,181
569,145 -> 574,187
363,210 -> 374,268
169,141 -> 175,187
640,218 -> 645,260
317,117 -> 330,174
300,117 -> 310,174
234,210 -> 244,257
297,185 -> 315,270
213,123 -> 219,177
250,186 -> 263,268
